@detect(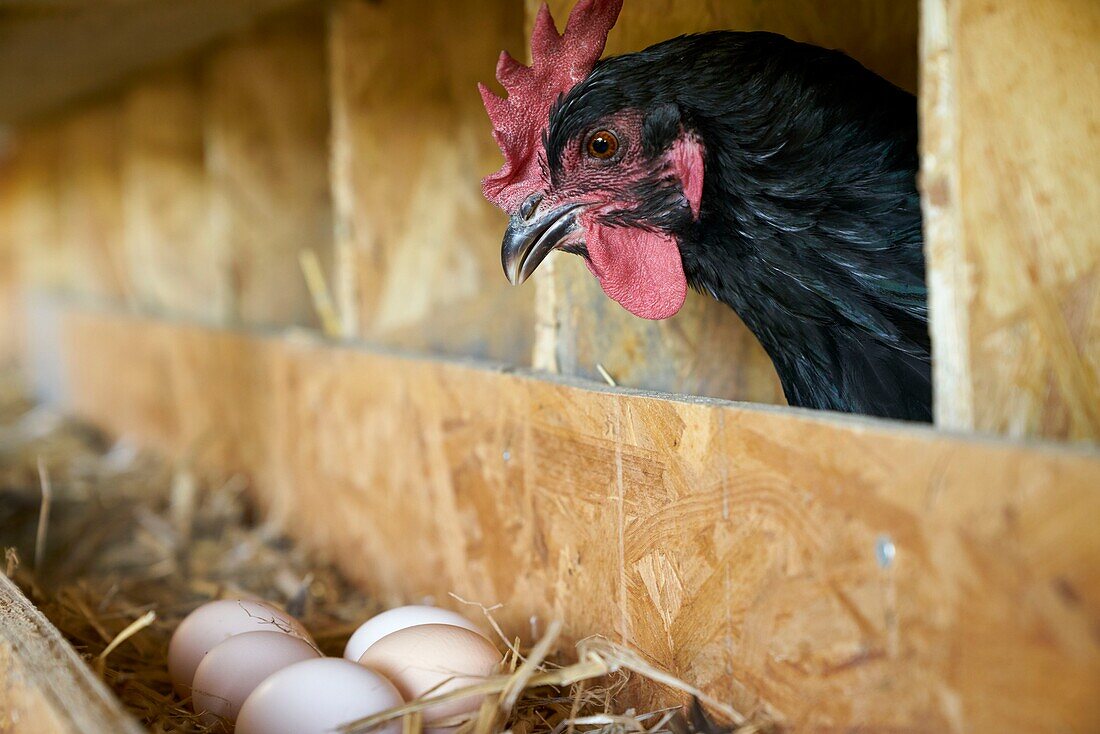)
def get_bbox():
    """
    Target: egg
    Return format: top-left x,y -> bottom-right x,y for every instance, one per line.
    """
167,599 -> 313,694
358,624 -> 502,725
236,657 -> 404,734
343,605 -> 482,662
191,631 -> 320,728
